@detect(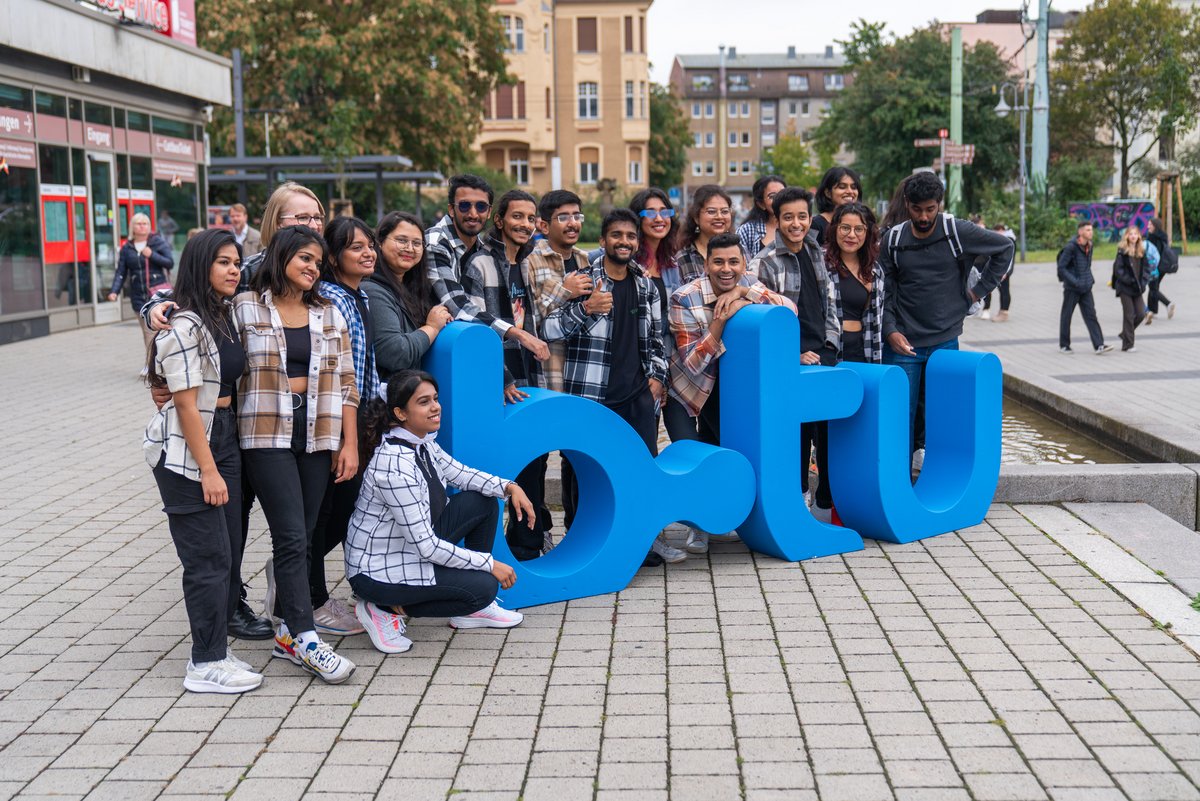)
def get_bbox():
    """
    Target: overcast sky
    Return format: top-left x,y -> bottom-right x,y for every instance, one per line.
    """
647,0 -> 1093,83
